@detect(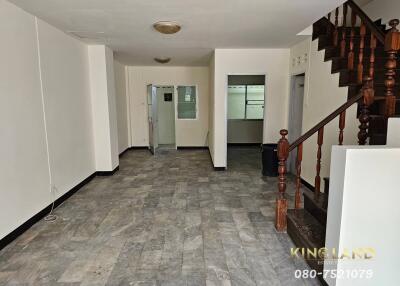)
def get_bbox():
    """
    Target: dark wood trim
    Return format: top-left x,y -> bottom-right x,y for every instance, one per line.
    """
347,0 -> 385,44
301,178 -> 315,192
0,172 -> 96,251
96,166 -> 119,176
289,93 -> 362,152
